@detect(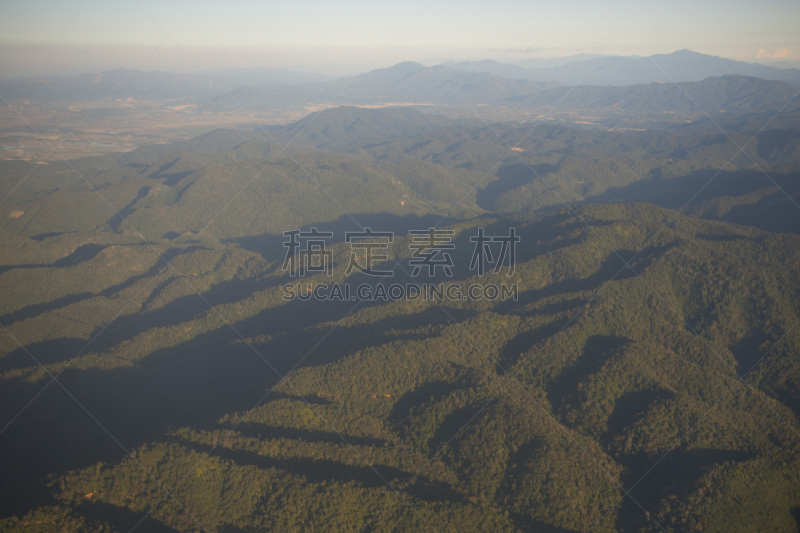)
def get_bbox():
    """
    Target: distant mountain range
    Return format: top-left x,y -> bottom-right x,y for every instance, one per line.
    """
3,50 -> 798,122
447,49 -> 800,86
512,74 -> 800,114
202,61 -> 555,111
206,62 -> 799,118
509,53 -> 610,68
